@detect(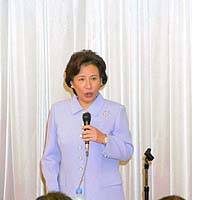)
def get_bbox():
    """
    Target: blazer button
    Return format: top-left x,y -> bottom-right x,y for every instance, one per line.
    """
104,154 -> 108,158
79,167 -> 83,171
79,156 -> 83,160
